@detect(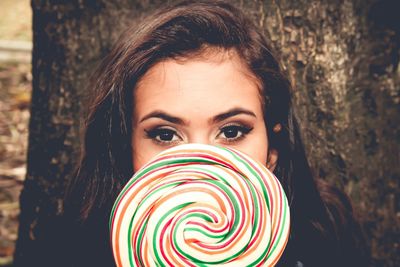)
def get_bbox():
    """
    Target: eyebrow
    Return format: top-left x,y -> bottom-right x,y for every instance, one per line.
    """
139,111 -> 187,124
211,108 -> 256,123
139,107 -> 256,125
